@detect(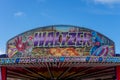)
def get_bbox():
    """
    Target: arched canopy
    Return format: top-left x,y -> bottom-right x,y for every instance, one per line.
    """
7,25 -> 115,58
